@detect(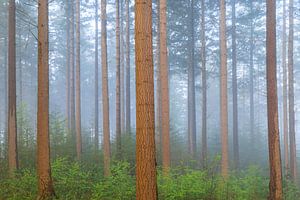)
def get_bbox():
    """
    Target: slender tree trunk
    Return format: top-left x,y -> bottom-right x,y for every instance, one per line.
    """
75,0 -> 82,161
37,0 -> 56,199
101,0 -> 111,176
116,0 -> 122,160
282,0 -> 288,177
70,0 -> 76,150
120,0 -> 125,134
8,0 -> 18,177
159,0 -> 170,173
125,0 -> 131,133
135,0 -> 157,199
288,0 -> 297,181
266,0 -> 283,198
220,0 -> 229,178
95,0 -> 99,151
232,0 -> 239,169
250,0 -> 255,147
66,0 -> 71,132
200,0 -> 207,168
188,0 -> 196,159
4,34 -> 8,159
